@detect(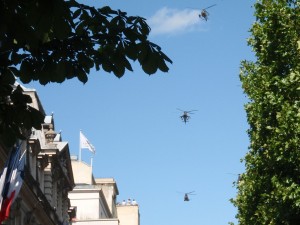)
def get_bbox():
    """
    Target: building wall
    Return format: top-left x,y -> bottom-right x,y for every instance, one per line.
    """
69,189 -> 101,220
95,178 -> 119,218
71,218 -> 119,225
69,161 -> 115,223
10,87 -> 141,225
0,87 -> 75,225
69,161 -> 142,225
72,161 -> 93,185
117,205 -> 140,225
